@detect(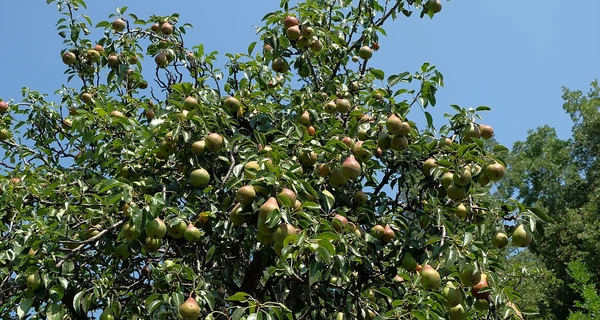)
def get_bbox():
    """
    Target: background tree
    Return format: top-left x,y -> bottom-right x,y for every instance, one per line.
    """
0,0 -> 541,319
498,80 -> 600,318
